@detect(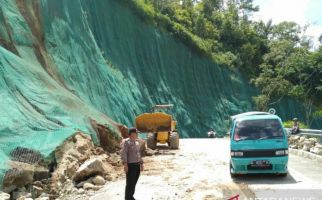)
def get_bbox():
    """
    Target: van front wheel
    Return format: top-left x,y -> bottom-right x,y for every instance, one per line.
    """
230,163 -> 238,178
